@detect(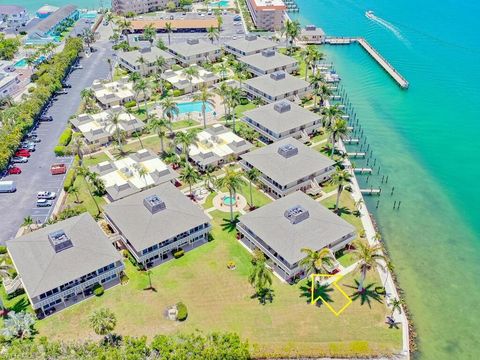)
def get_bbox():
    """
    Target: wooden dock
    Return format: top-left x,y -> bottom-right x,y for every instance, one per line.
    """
354,168 -> 373,174
324,37 -> 409,89
361,188 -> 382,195
347,152 -> 366,158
